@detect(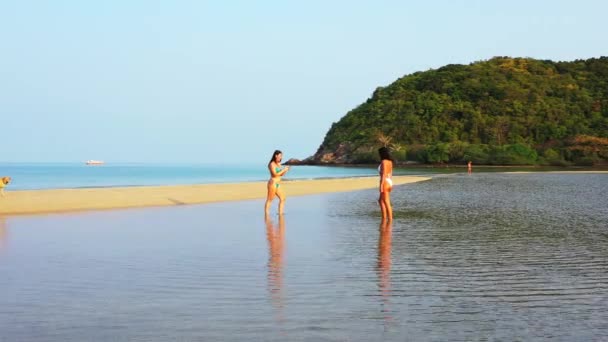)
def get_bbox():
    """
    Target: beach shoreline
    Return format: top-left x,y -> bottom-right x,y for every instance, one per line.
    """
286,161 -> 608,169
503,171 -> 608,174
0,175 -> 431,216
